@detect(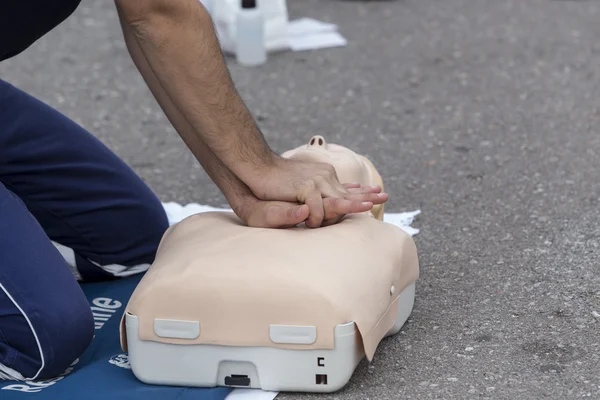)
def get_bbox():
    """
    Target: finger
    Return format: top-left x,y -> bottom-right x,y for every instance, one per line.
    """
346,185 -> 382,194
315,165 -> 349,198
304,194 -> 325,228
261,203 -> 309,228
344,192 -> 389,205
323,198 -> 373,220
318,194 -> 378,227
343,183 -> 362,189
317,182 -> 348,199
326,164 -> 348,194
241,199 -> 309,229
